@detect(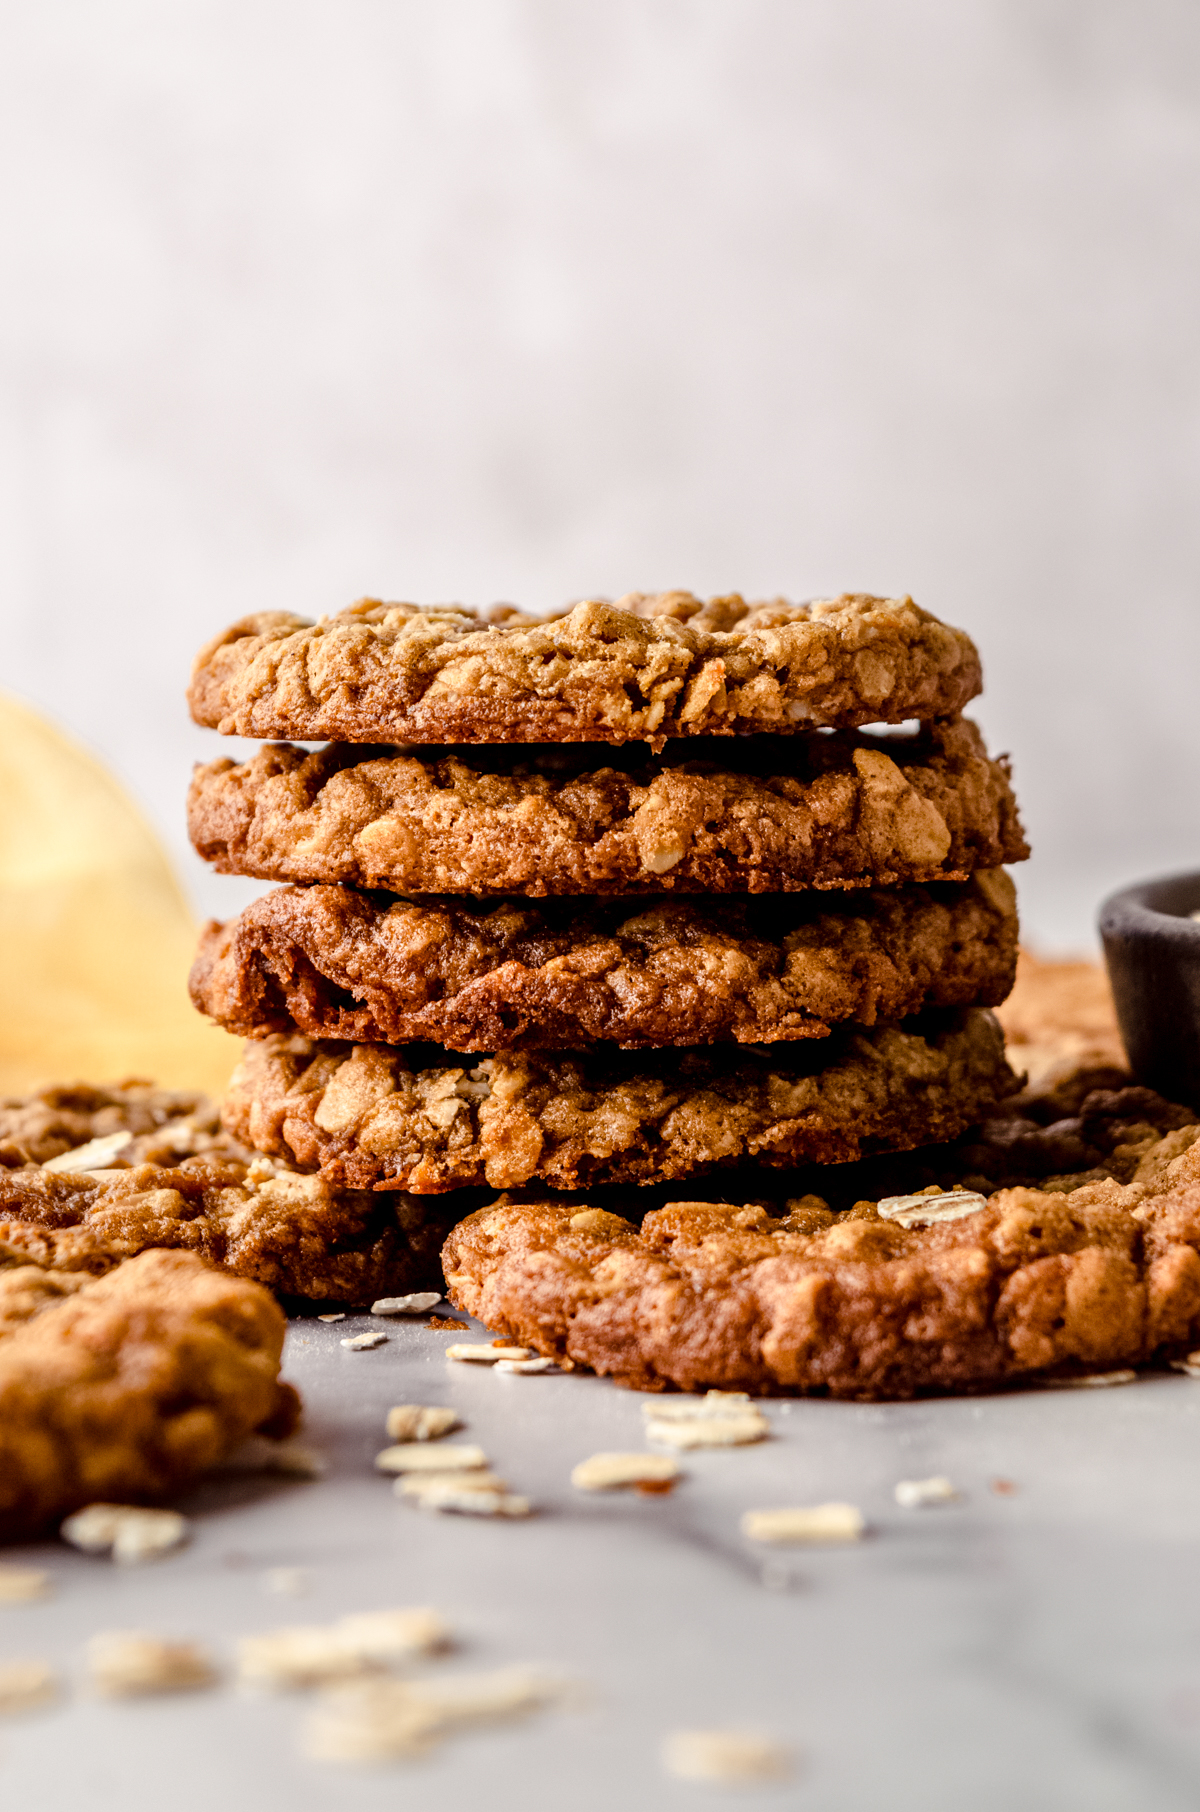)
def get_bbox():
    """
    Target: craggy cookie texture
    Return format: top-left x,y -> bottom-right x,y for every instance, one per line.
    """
0,1082 -> 231,1170
220,1010 -> 1016,1195
0,1248 -> 296,1540
0,1157 -> 456,1302
441,1127 -> 1200,1398
773,1066 -> 1199,1212
191,874 -> 1018,1052
188,719 -> 1026,898
187,593 -> 981,747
